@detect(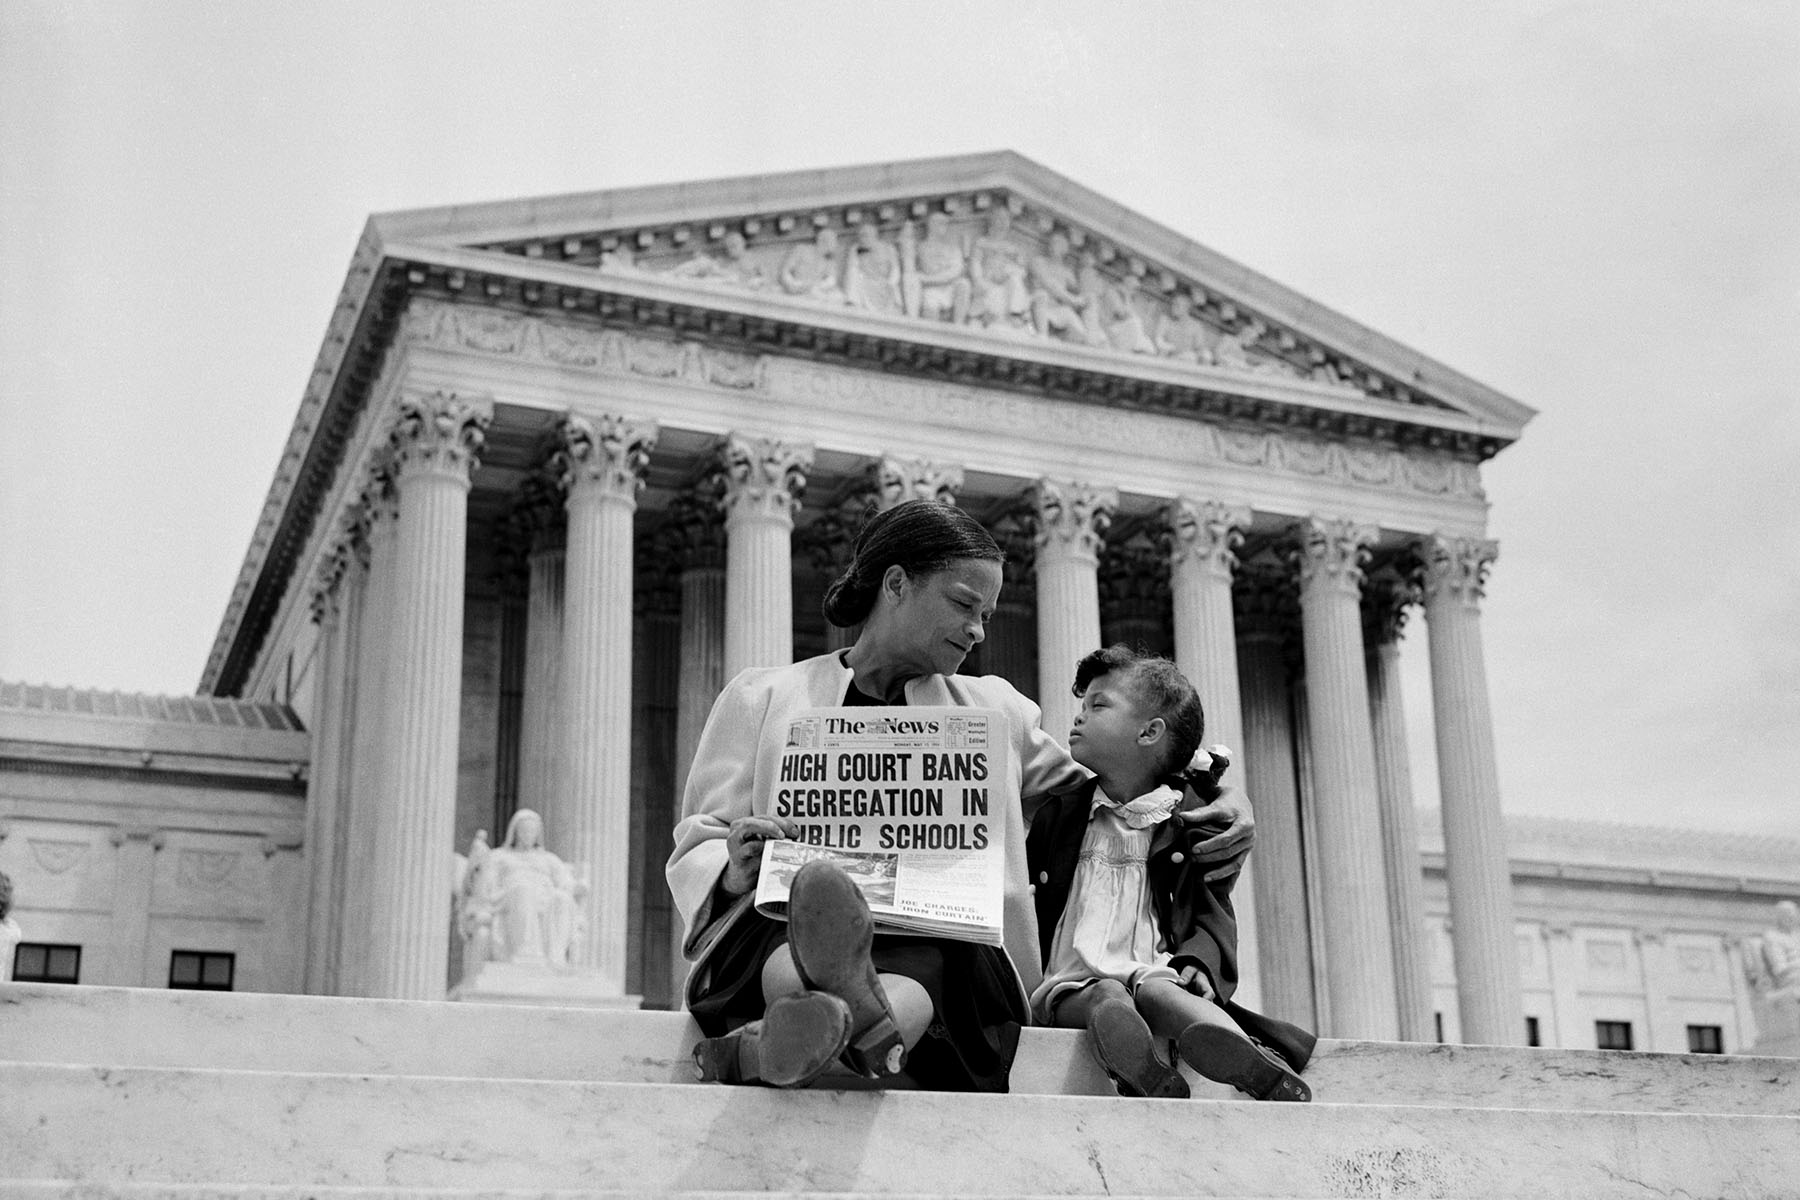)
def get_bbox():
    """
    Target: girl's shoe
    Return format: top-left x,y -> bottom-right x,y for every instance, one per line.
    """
785,859 -> 906,1077
1176,1022 -> 1311,1102
1088,996 -> 1189,1099
692,991 -> 853,1087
